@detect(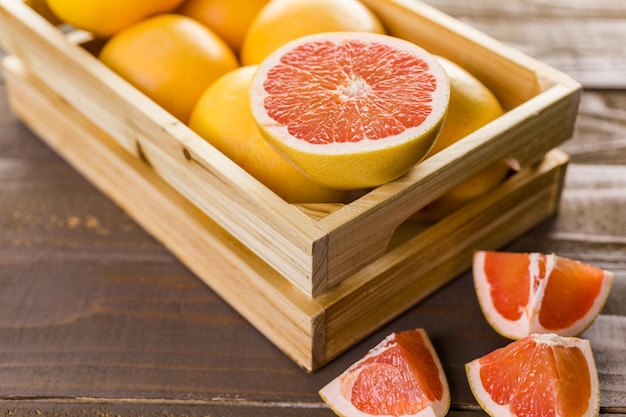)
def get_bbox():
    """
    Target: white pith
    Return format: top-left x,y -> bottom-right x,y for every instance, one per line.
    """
337,75 -> 372,100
